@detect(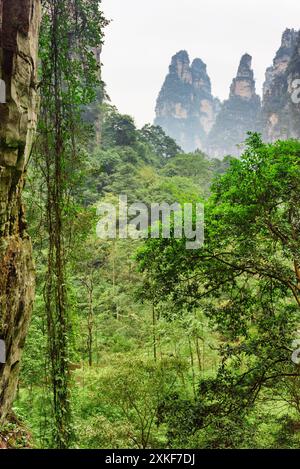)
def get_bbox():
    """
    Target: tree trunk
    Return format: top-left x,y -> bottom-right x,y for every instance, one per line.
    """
0,0 -> 40,424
